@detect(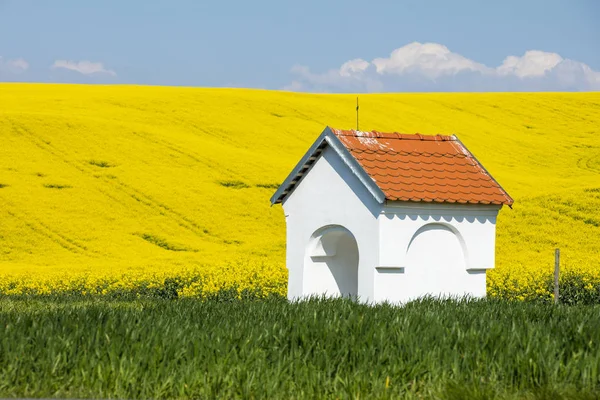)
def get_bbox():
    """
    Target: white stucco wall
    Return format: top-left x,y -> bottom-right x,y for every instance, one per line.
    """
281,147 -> 502,304
282,146 -> 381,302
376,202 -> 500,303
